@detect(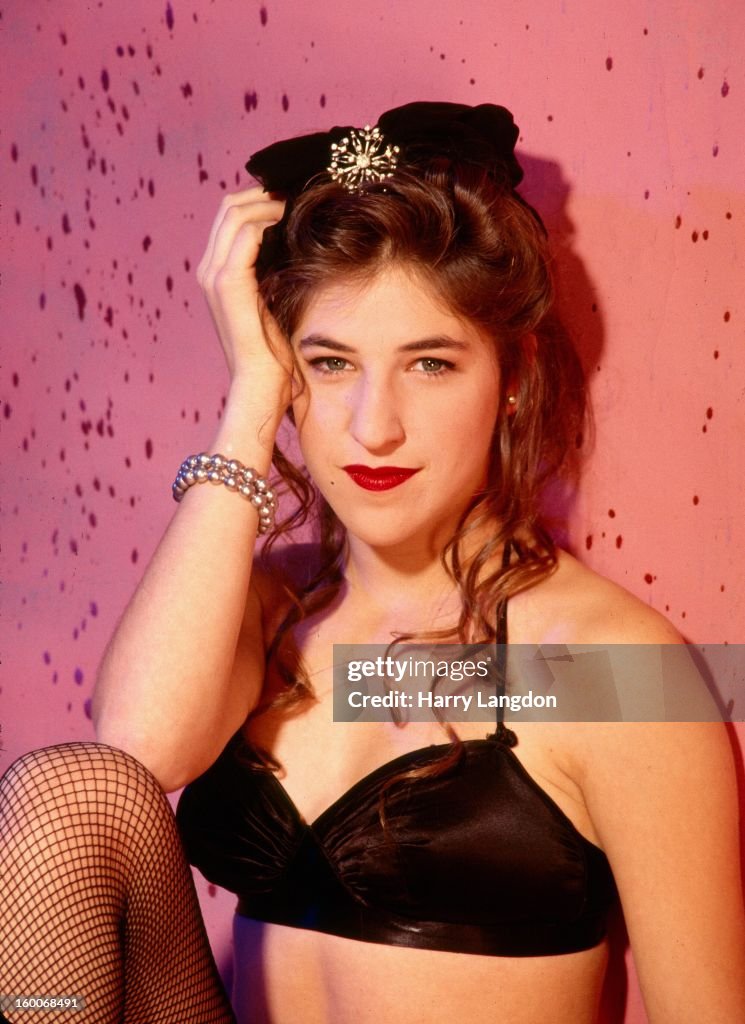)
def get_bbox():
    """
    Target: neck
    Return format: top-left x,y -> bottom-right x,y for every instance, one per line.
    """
343,533 -> 453,604
343,534 -> 461,638
342,503 -> 507,582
